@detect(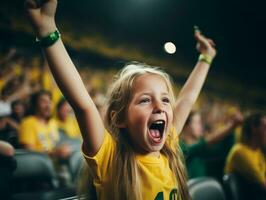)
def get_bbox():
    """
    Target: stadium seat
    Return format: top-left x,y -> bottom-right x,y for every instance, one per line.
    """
223,174 -> 241,200
68,150 -> 83,183
11,149 -> 76,200
12,149 -> 59,192
223,173 -> 266,200
0,155 -> 16,199
188,177 -> 226,200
